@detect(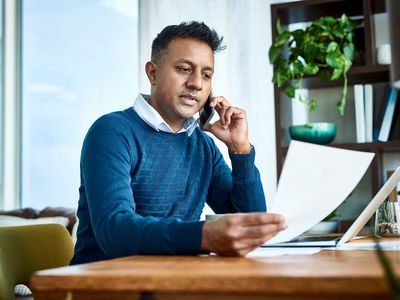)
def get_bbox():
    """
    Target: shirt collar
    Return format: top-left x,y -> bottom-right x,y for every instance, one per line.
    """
133,94 -> 197,136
